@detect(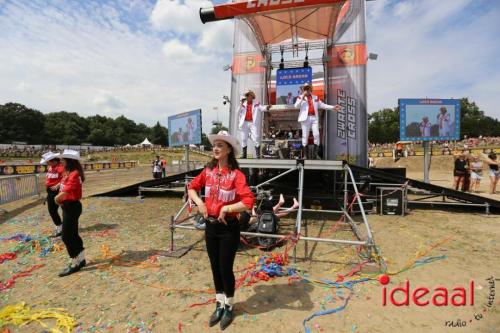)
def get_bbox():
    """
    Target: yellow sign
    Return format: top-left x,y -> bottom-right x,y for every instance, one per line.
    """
16,166 -> 36,174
